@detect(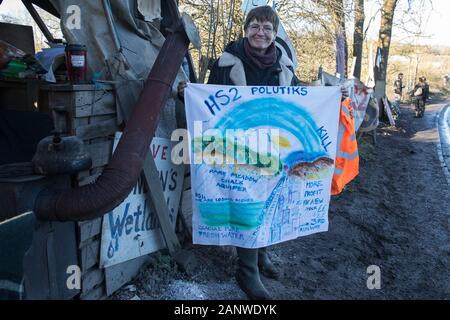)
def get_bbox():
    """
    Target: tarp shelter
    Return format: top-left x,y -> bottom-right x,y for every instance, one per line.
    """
50,0 -> 188,127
